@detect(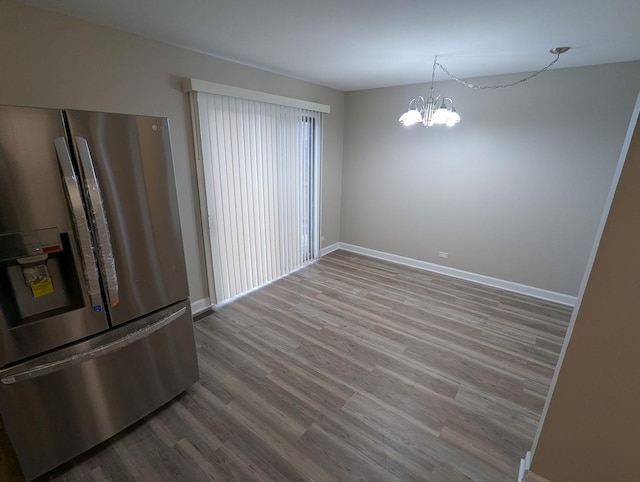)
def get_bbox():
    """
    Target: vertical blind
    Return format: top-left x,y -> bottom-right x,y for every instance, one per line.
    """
195,91 -> 321,303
